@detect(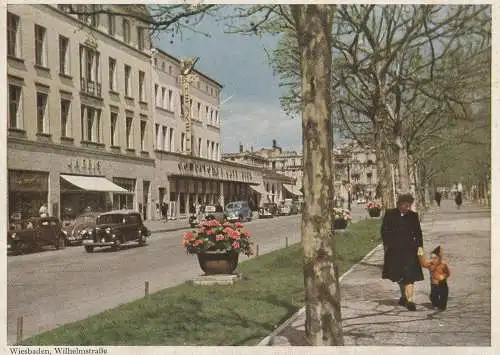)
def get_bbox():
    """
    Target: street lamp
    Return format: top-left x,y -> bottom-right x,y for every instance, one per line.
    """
180,57 -> 199,155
